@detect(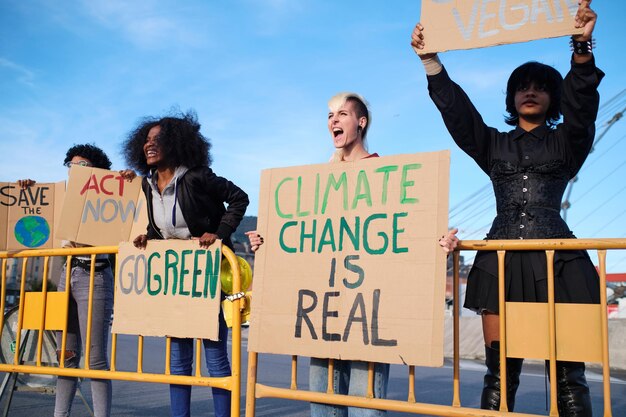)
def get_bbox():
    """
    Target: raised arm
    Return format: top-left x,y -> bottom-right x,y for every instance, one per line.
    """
411,22 -> 495,174
561,0 -> 604,175
572,0 -> 596,65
